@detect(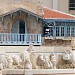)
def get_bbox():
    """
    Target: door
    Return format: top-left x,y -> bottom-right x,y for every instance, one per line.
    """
19,20 -> 25,34
19,20 -> 25,41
